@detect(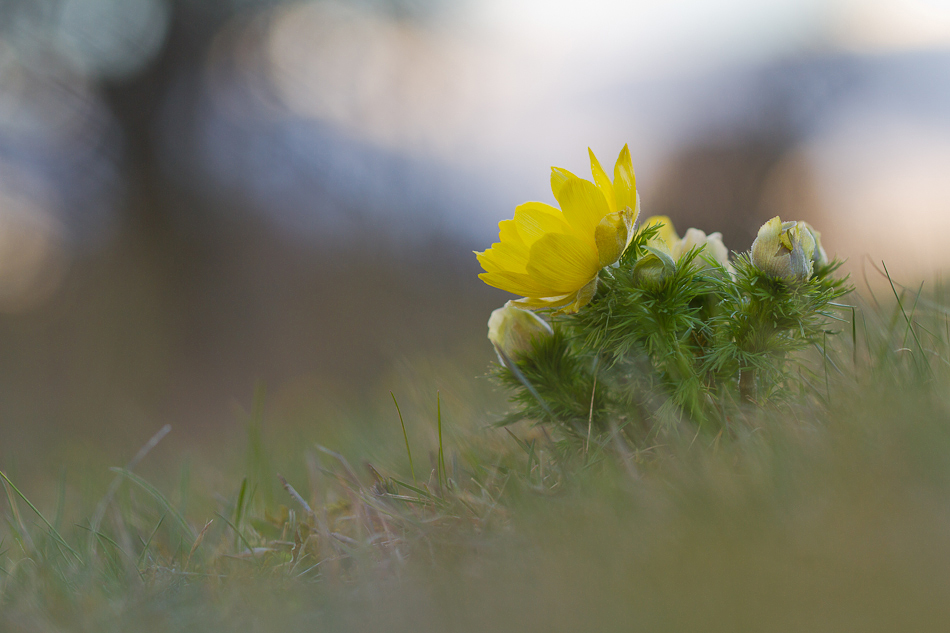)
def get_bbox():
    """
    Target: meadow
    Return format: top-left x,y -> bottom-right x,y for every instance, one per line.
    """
4,259 -> 950,632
